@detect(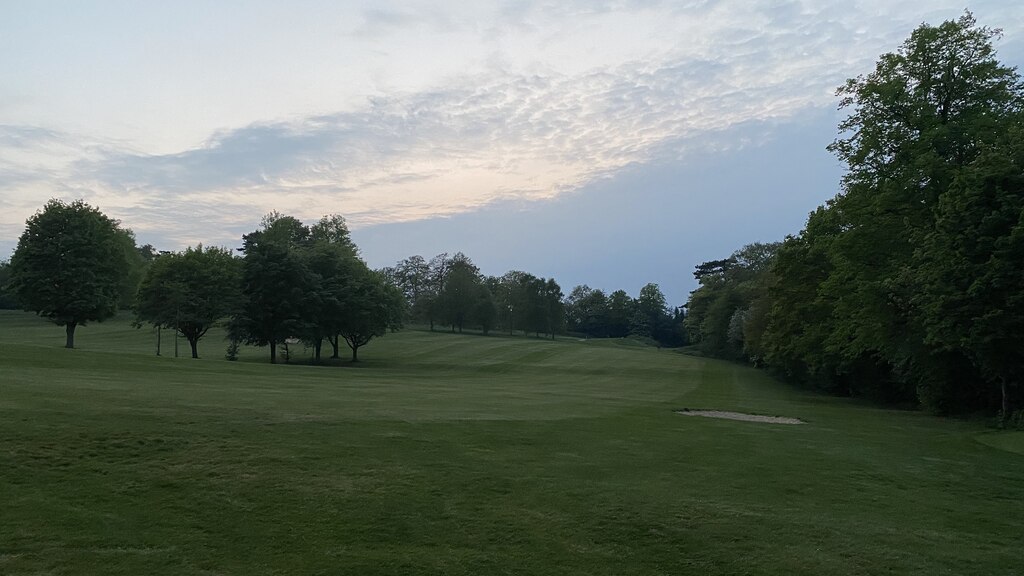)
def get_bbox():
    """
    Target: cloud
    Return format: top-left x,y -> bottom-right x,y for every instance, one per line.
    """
1,0 -> 1022,259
